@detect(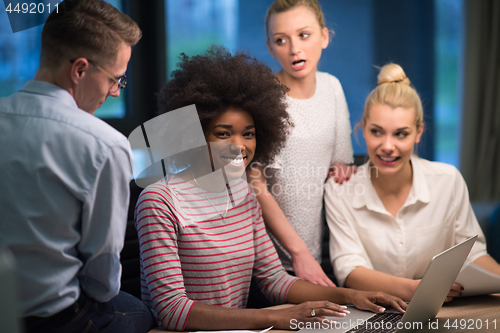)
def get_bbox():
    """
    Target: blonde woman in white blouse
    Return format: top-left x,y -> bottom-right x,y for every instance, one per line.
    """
325,63 -> 500,301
